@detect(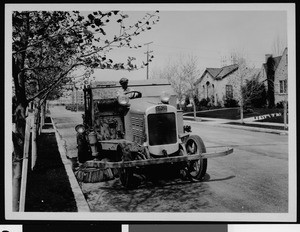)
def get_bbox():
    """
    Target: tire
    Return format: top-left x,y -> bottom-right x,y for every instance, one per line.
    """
117,144 -> 137,188
185,135 -> 207,180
